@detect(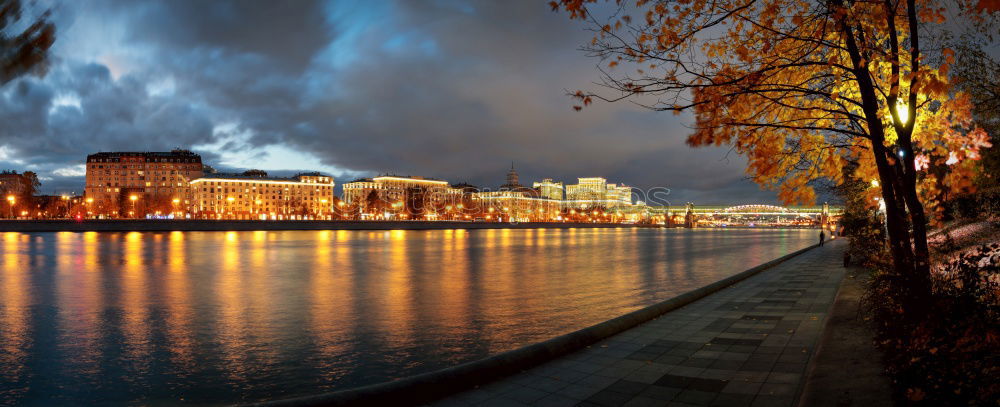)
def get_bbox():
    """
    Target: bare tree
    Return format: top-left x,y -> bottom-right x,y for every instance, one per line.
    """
1,0 -> 55,85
